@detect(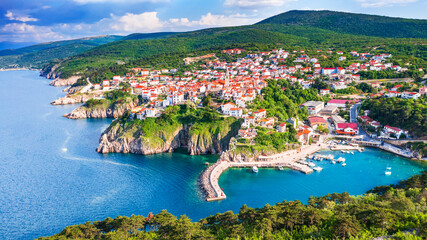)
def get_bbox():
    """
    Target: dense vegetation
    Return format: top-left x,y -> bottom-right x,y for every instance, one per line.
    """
258,10 -> 427,39
252,79 -> 324,122
39,171 -> 427,239
0,35 -> 122,69
110,103 -> 240,149
34,10 -> 427,83
361,97 -> 427,137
